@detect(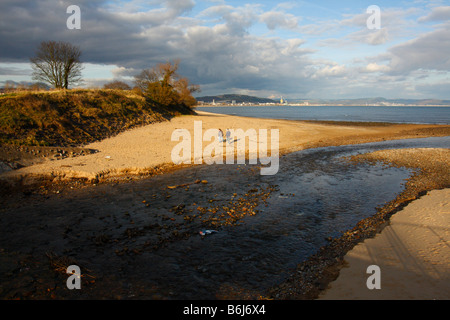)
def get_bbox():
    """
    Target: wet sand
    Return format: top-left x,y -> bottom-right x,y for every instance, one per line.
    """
319,148 -> 450,299
0,112 -> 449,300
1,110 -> 449,184
318,188 -> 449,300
265,147 -> 450,300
